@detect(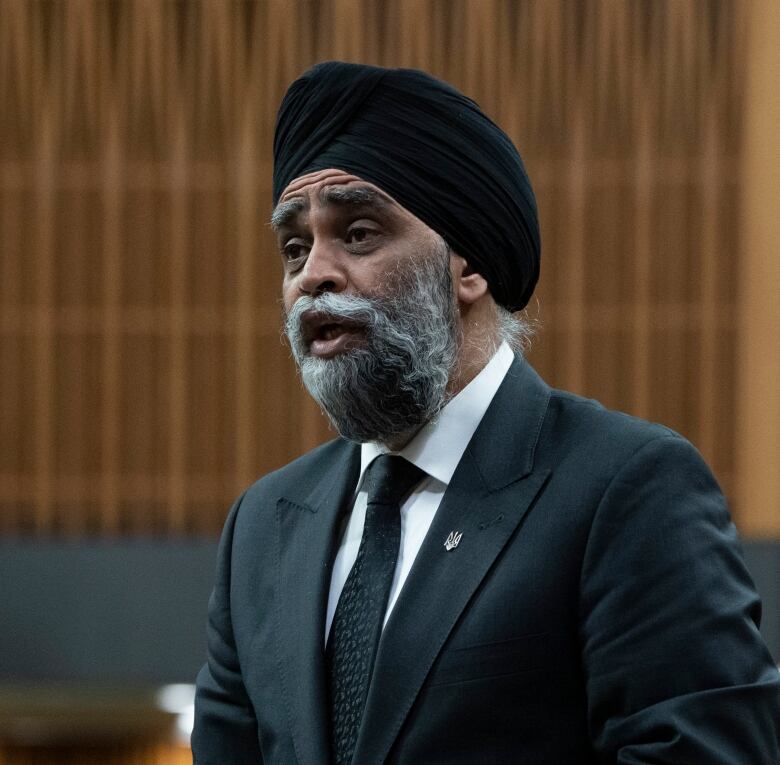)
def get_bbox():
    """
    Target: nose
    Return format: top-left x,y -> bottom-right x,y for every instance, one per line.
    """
297,238 -> 348,296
